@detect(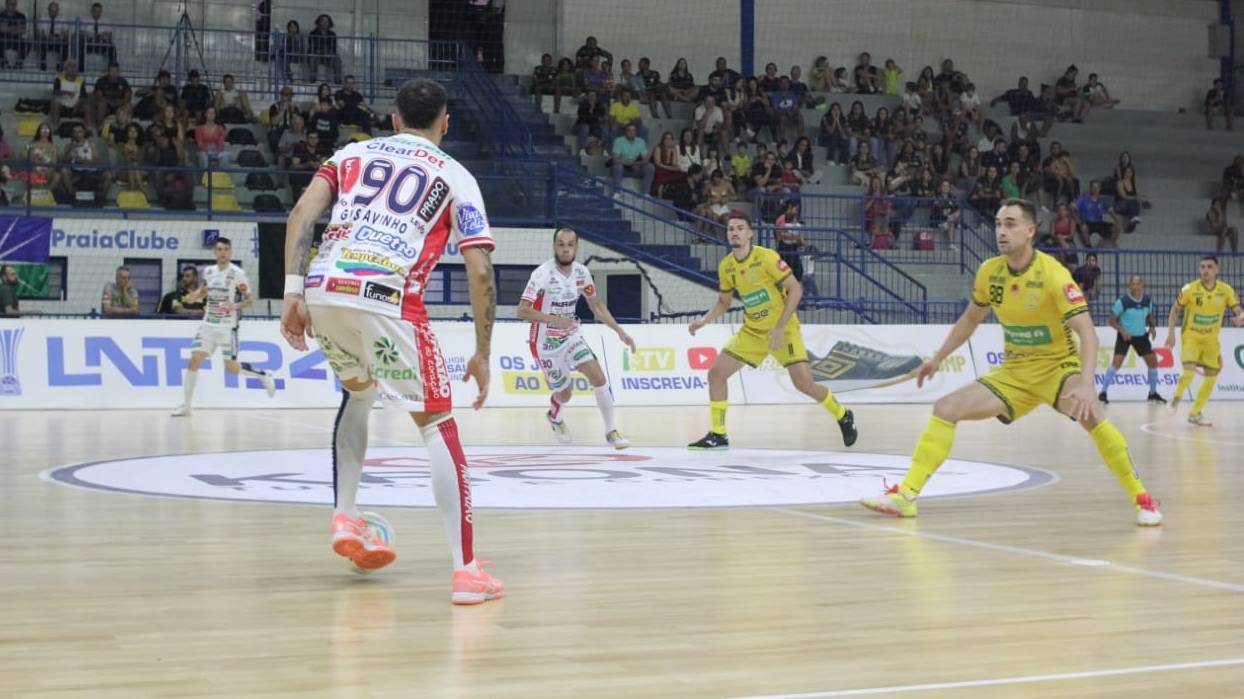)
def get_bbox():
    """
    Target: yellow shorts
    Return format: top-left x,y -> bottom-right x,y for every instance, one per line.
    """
723,322 -> 808,368
977,358 -> 1081,424
1180,334 -> 1222,372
